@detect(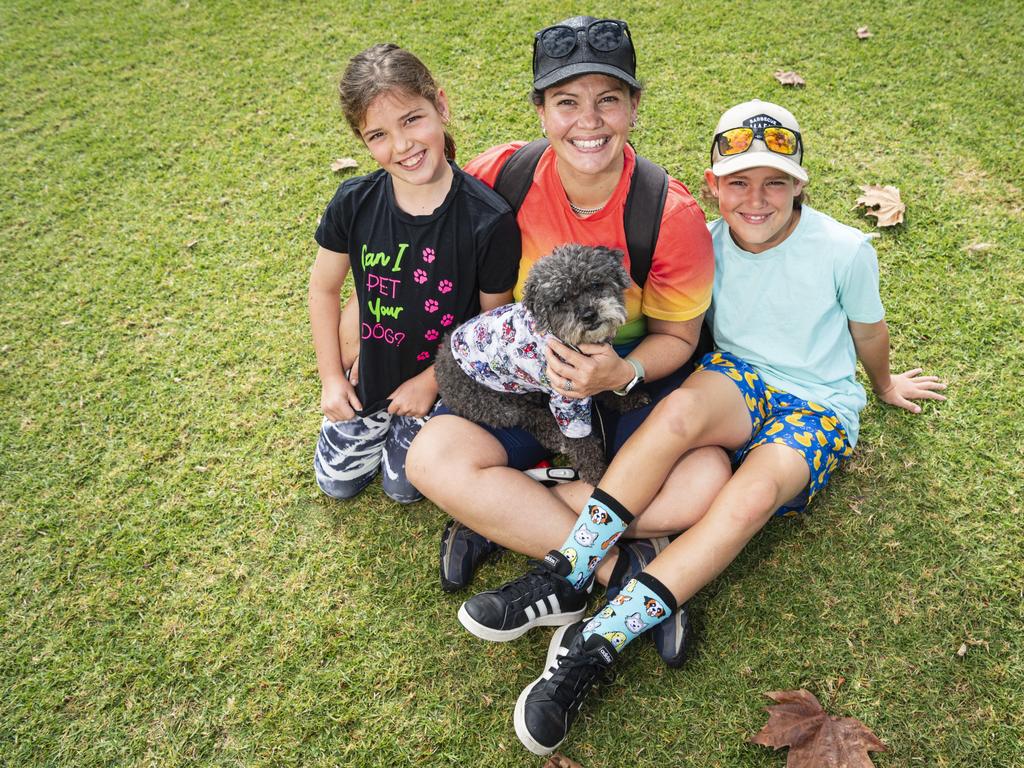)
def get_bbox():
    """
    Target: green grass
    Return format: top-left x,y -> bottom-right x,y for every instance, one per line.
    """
2,1 -> 1022,766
